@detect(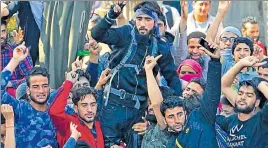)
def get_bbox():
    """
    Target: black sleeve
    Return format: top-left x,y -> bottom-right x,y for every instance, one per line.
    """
158,43 -> 182,96
199,59 -> 222,124
91,15 -> 131,47
261,101 -> 268,124
216,115 -> 228,132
